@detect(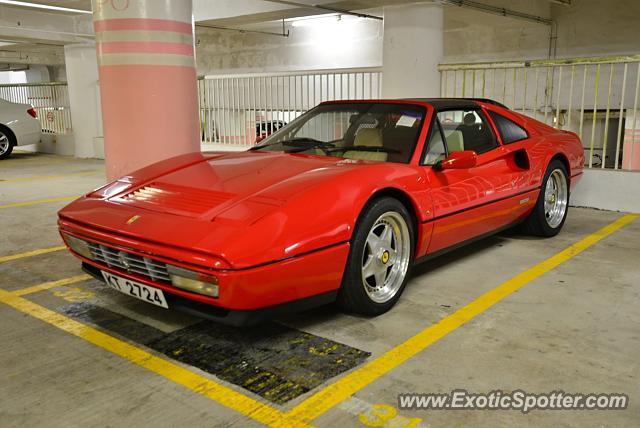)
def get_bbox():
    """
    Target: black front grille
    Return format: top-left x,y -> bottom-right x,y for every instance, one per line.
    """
87,242 -> 171,283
